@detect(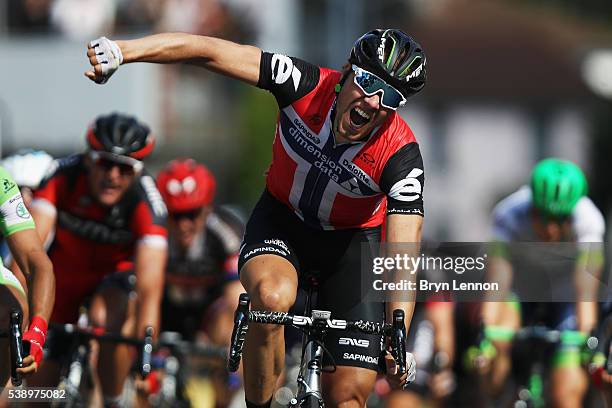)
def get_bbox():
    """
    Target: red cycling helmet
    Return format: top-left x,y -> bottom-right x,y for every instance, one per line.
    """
157,158 -> 216,212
